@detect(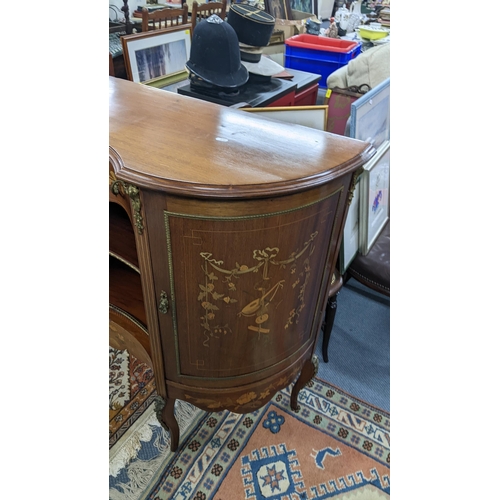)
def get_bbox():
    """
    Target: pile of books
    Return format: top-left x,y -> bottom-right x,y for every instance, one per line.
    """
378,7 -> 390,27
